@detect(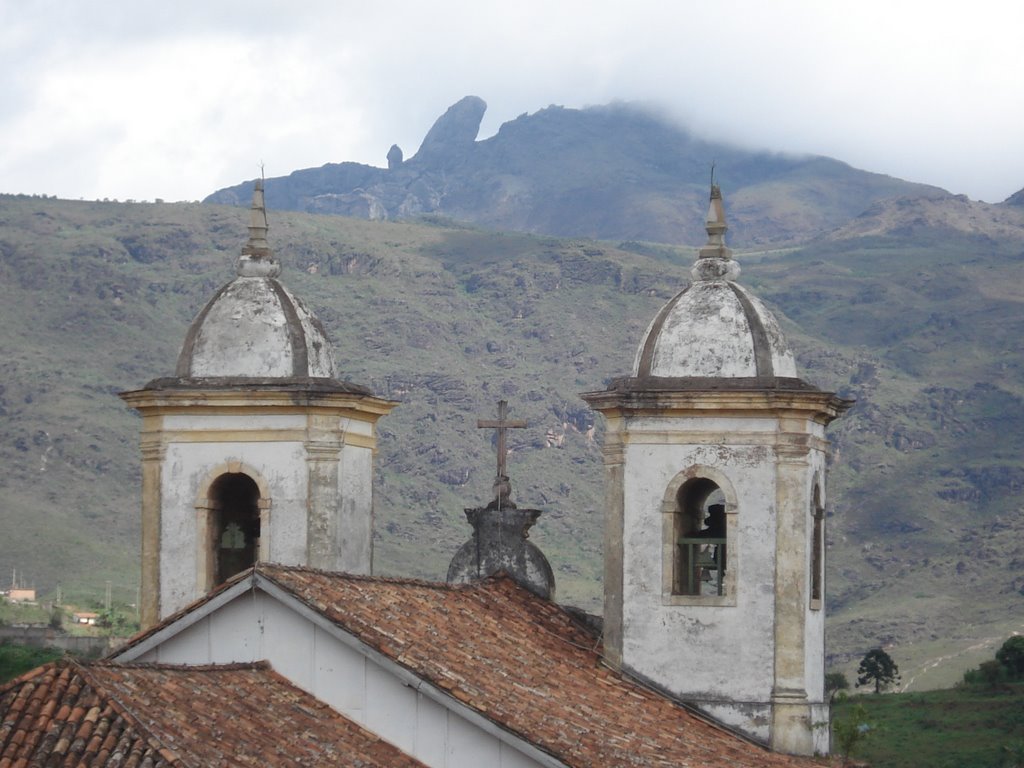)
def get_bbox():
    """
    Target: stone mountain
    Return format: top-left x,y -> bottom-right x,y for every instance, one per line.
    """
205,96 -> 947,247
